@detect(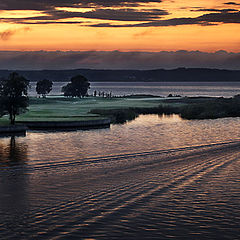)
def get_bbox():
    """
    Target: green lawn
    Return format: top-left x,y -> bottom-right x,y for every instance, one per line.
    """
2,95 -> 238,125
13,96 -> 166,123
